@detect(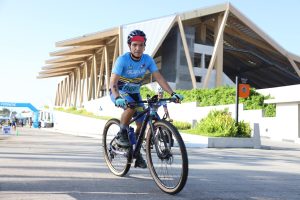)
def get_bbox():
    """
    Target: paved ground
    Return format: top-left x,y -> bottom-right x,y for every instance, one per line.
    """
1,127 -> 300,200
